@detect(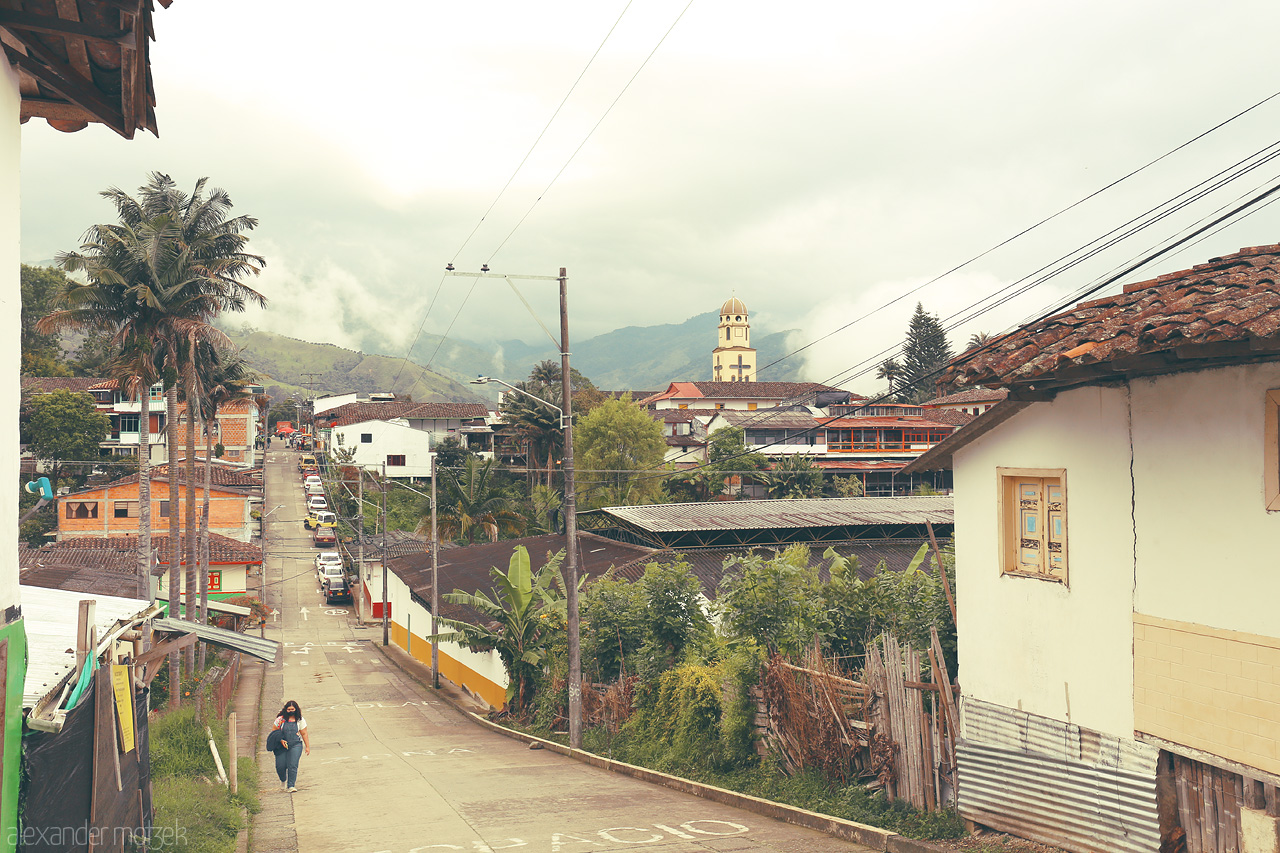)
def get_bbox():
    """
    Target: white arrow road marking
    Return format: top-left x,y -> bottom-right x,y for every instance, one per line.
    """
300,607 -> 310,621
